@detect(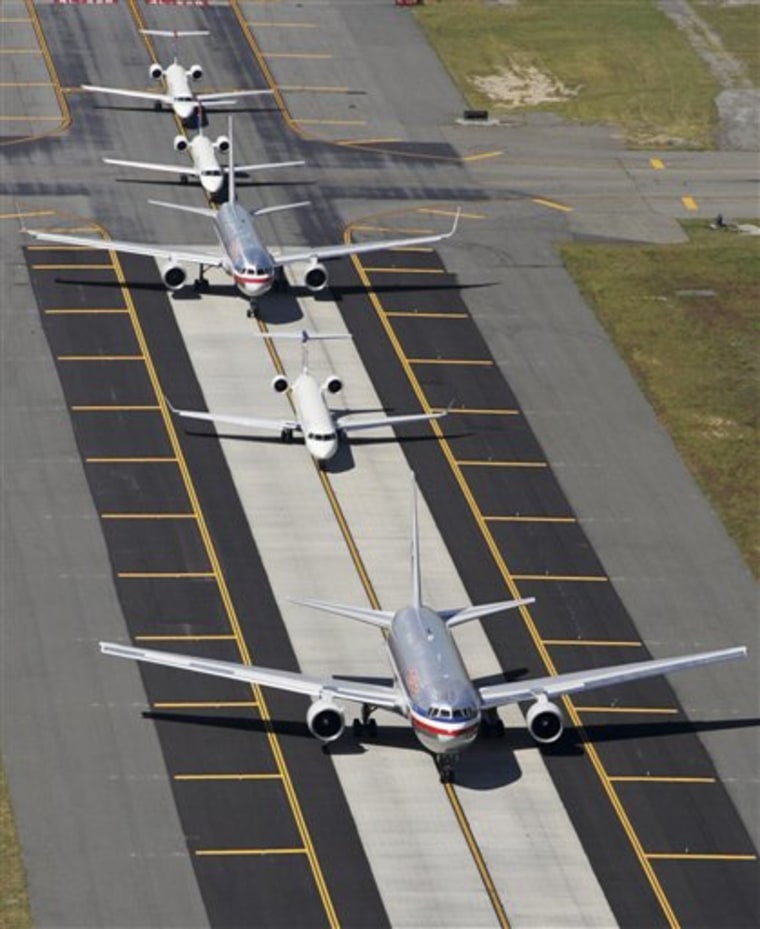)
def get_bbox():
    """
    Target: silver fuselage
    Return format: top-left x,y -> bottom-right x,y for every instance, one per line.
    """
215,202 -> 275,300
388,605 -> 481,755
